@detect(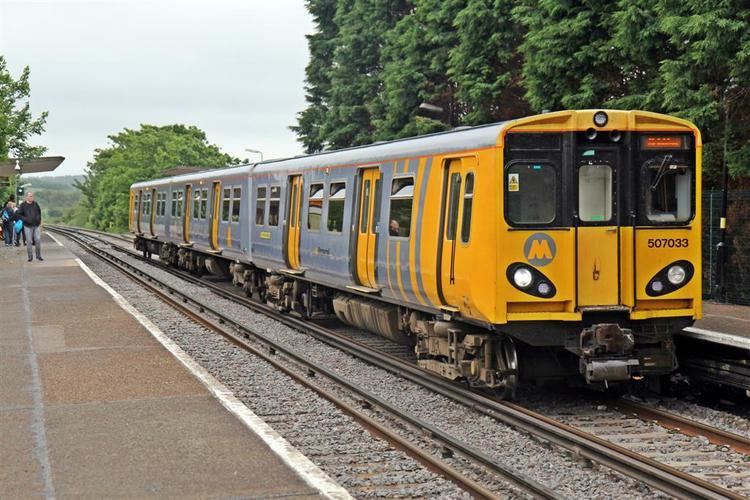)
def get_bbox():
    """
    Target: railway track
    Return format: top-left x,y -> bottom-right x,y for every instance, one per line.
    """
51,225 -> 750,499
